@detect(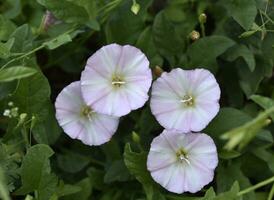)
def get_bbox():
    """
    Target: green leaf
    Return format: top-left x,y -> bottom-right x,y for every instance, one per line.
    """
217,163 -> 255,200
74,0 -> 98,20
0,15 -> 16,41
15,144 -> 57,199
136,27 -> 163,67
153,11 -> 184,57
221,64 -> 244,107
104,160 -> 131,183
262,33 -> 274,61
101,140 -> 122,162
203,187 -> 216,199
0,167 -> 11,200
236,57 -> 273,98
137,107 -> 161,138
219,149 -> 241,160
105,0 -> 144,44
11,66 -> 60,145
250,95 -> 274,120
0,81 -> 16,100
0,66 -> 37,82
38,173 -> 58,200
0,142 -> 20,192
12,71 -> 50,116
224,0 -> 257,30
239,30 -> 258,38
44,0 -> 89,24
62,178 -> 92,200
36,0 -> 46,6
223,44 -> 255,71
55,182 -> 81,197
57,151 -> 91,173
136,27 -> 157,59
123,143 -> 165,200
0,38 -> 14,59
252,147 -> 274,173
32,101 -> 61,145
43,33 -> 72,50
124,143 -> 153,187
2,0 -> 21,19
87,167 -> 104,190
221,106 -> 274,150
187,36 -> 235,72
214,181 -> 240,200
205,107 -> 251,139
10,24 -> 33,52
